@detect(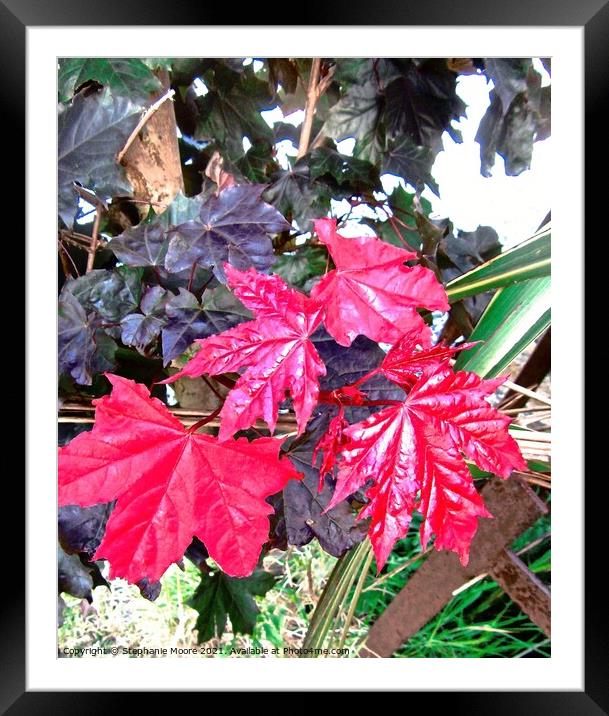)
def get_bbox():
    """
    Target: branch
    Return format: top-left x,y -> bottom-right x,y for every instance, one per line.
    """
85,205 -> 102,273
296,59 -> 322,160
296,60 -> 334,160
